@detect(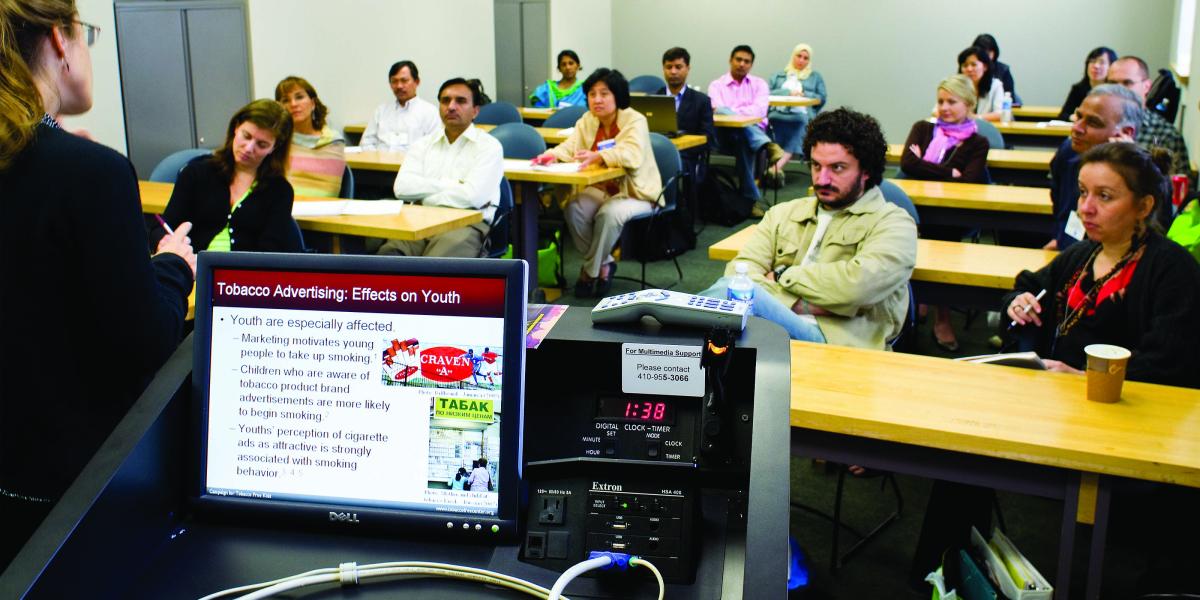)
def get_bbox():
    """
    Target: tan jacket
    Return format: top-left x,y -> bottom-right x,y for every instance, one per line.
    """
727,186 -> 918,349
550,108 -> 663,205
